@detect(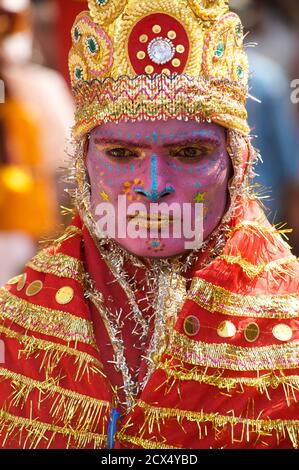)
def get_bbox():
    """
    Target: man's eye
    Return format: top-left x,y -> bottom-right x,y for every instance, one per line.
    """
174,147 -> 206,159
105,148 -> 137,159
